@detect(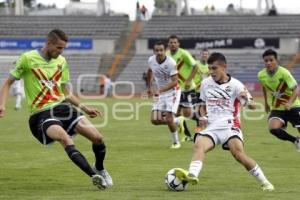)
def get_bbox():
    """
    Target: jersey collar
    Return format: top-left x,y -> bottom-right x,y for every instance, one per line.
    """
215,74 -> 231,85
